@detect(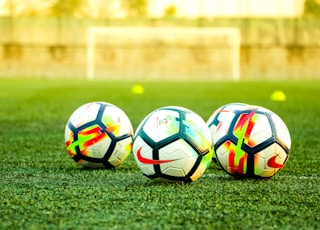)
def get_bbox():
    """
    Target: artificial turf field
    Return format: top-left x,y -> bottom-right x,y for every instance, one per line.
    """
0,78 -> 319,229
